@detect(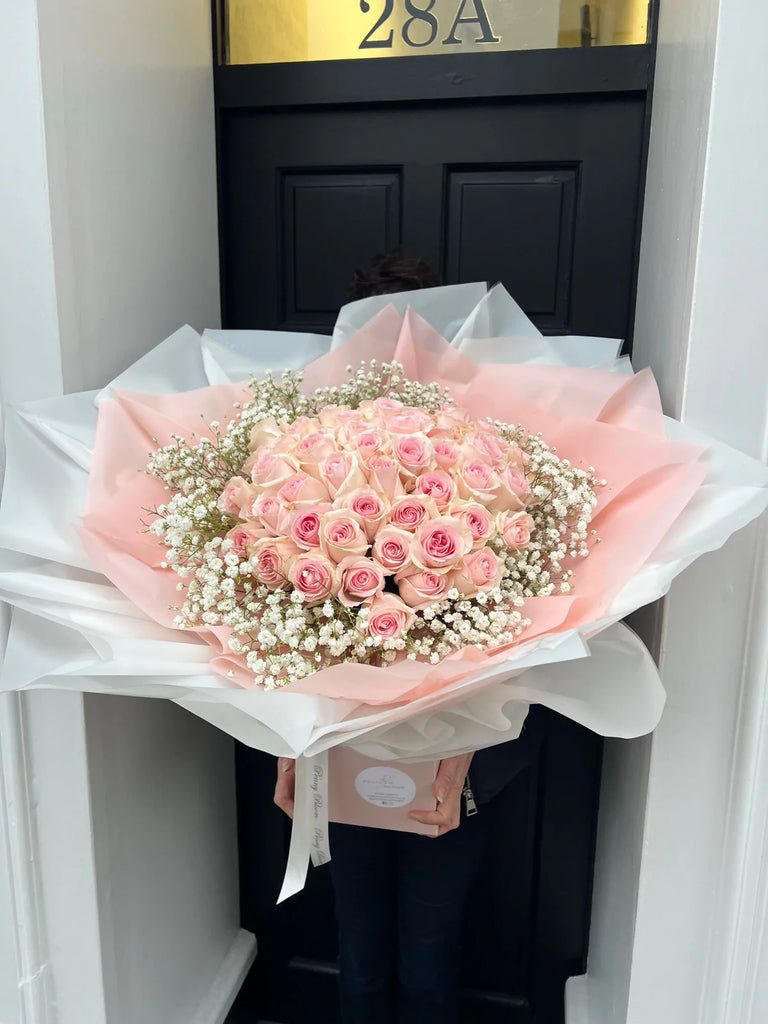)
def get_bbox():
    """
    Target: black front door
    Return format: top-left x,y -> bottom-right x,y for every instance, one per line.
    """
216,39 -> 654,1024
220,93 -> 645,341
